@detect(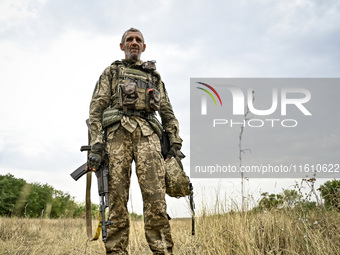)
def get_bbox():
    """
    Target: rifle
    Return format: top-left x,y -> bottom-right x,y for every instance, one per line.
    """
70,145 -> 113,243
